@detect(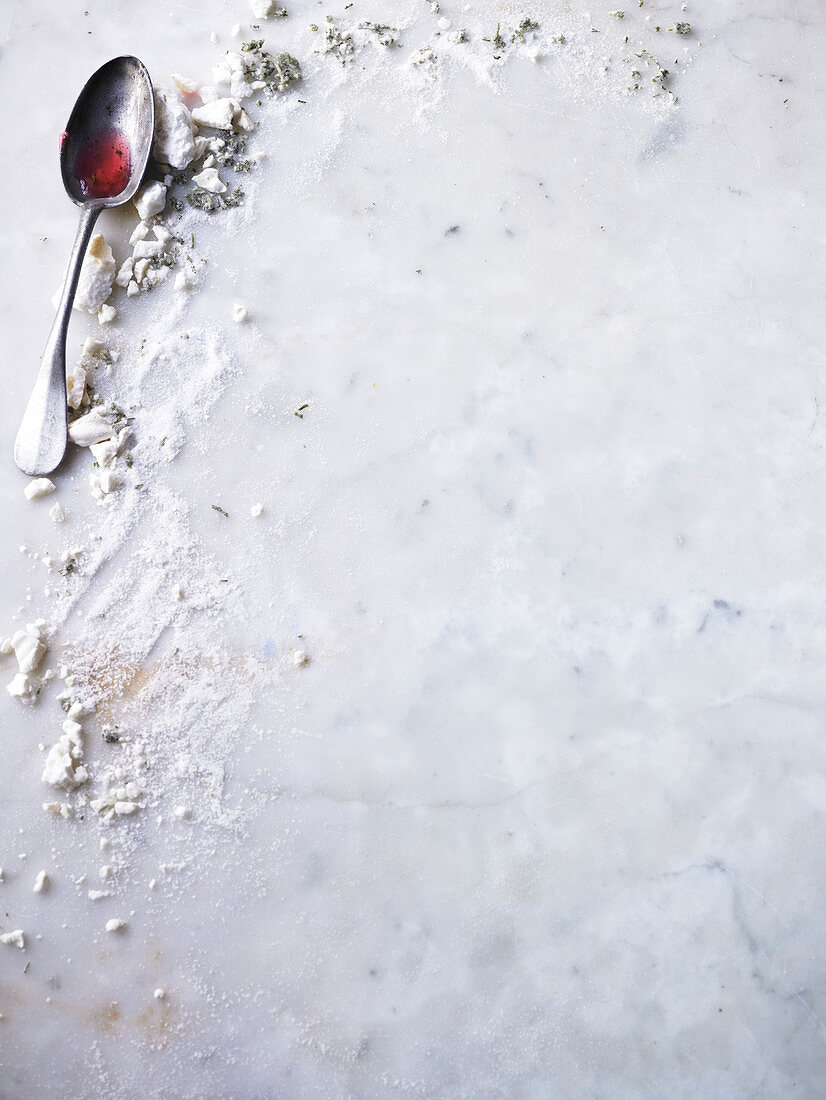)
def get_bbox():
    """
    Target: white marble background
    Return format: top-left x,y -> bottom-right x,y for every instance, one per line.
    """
0,0 -> 825,1097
